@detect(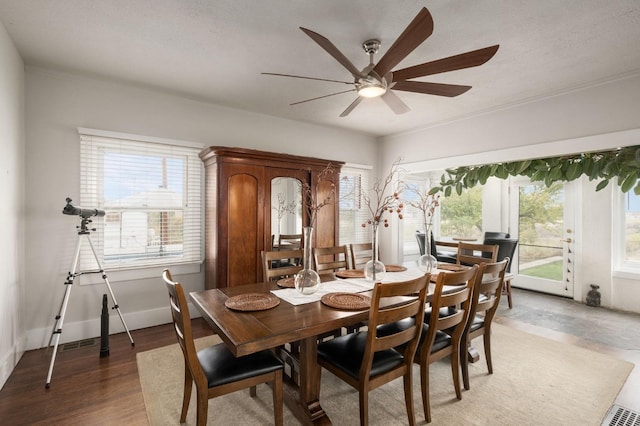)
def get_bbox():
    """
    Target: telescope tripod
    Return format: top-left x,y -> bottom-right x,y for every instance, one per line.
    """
45,218 -> 134,388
